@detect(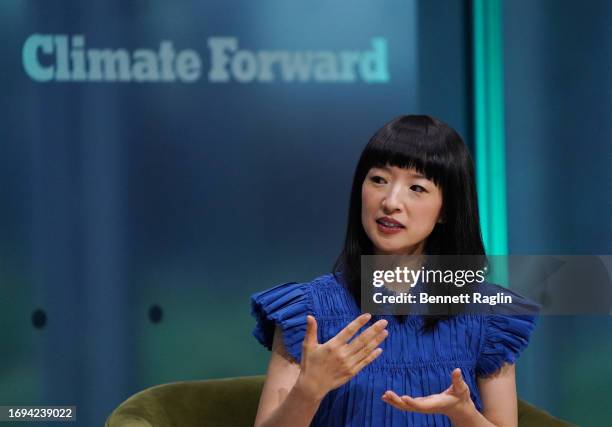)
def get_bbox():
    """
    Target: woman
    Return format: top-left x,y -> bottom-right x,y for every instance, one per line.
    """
250,115 -> 539,426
